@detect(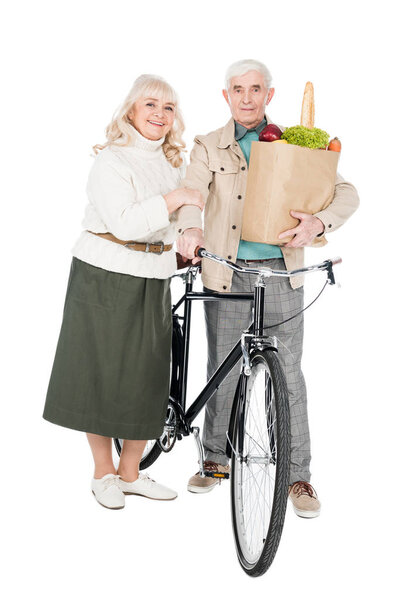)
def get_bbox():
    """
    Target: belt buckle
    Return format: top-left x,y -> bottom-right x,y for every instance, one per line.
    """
154,241 -> 164,255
